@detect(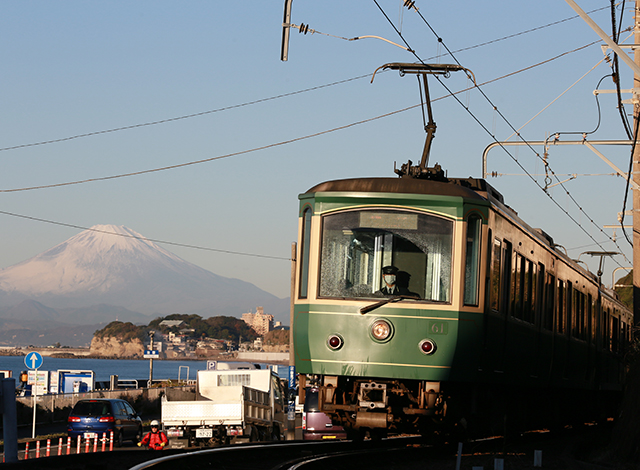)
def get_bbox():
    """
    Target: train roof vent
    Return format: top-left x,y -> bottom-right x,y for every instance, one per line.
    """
449,177 -> 504,204
534,228 -> 554,246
